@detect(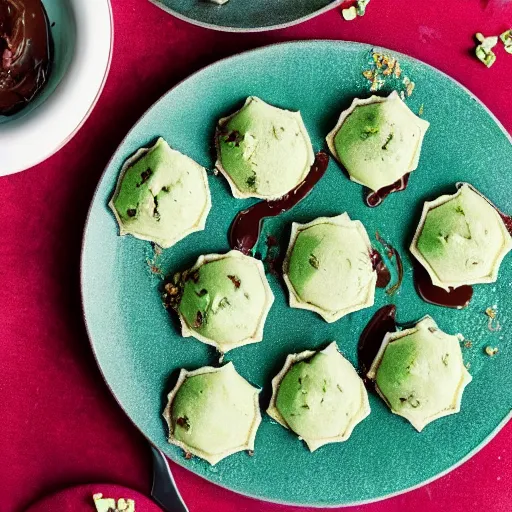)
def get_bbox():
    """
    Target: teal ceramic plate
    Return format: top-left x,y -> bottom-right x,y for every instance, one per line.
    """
149,0 -> 338,32
82,41 -> 512,507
